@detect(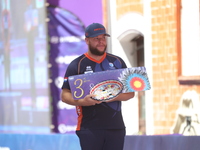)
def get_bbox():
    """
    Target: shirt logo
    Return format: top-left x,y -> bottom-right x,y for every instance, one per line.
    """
109,62 -> 115,69
84,66 -> 93,74
64,77 -> 68,82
